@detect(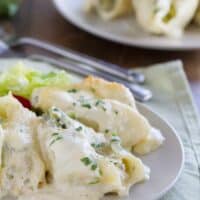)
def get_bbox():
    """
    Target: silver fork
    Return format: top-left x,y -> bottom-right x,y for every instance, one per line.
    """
0,37 -> 152,102
29,54 -> 152,102
7,37 -> 145,84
